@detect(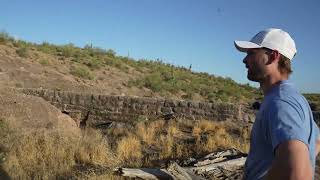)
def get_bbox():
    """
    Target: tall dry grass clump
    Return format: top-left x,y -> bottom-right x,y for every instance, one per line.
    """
135,120 -> 165,145
116,135 -> 142,167
0,118 -> 119,179
118,120 -> 187,164
192,120 -> 249,154
75,128 -> 119,165
136,122 -> 155,145
159,134 -> 175,159
158,120 -> 184,159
